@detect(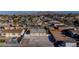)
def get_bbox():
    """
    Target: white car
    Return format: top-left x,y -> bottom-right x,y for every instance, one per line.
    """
9,37 -> 18,44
